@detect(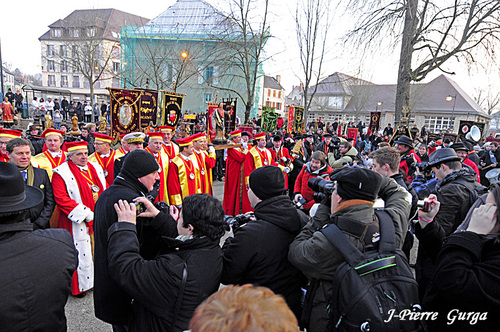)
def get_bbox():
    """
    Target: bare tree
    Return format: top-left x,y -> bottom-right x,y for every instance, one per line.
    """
475,85 -> 500,116
295,0 -> 331,119
343,0 -> 500,126
209,0 -> 271,123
